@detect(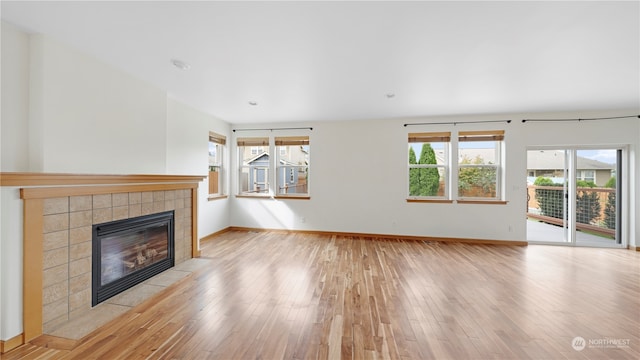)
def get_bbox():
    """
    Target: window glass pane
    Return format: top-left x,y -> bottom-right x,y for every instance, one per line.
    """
458,140 -> 499,198
208,134 -> 224,196
458,166 -> 497,198
458,141 -> 496,164
408,166 -> 446,197
408,142 -> 447,197
276,141 -> 309,196
209,143 -> 221,168
238,139 -> 270,195
239,166 -> 269,194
